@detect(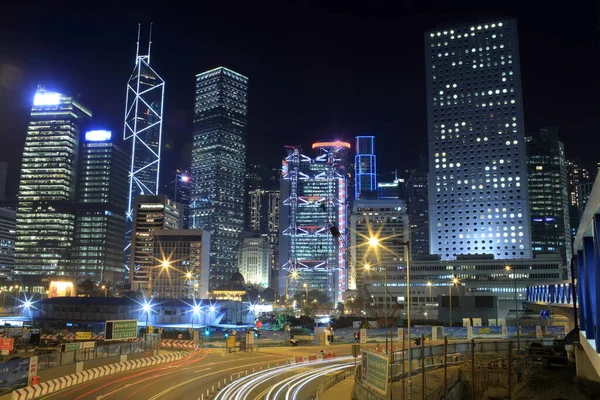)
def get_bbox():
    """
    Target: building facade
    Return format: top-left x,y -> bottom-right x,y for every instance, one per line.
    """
279,142 -> 349,302
354,136 -> 377,200
0,161 -> 7,202
526,128 -> 571,268
72,130 -> 128,283
0,208 -> 16,277
238,233 -> 271,288
190,67 -> 248,290
130,195 -> 182,293
406,169 -> 430,259
363,254 -> 563,320
349,199 -> 409,290
425,19 -> 532,260
152,229 -> 210,299
165,170 -> 191,229
14,88 -> 91,279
